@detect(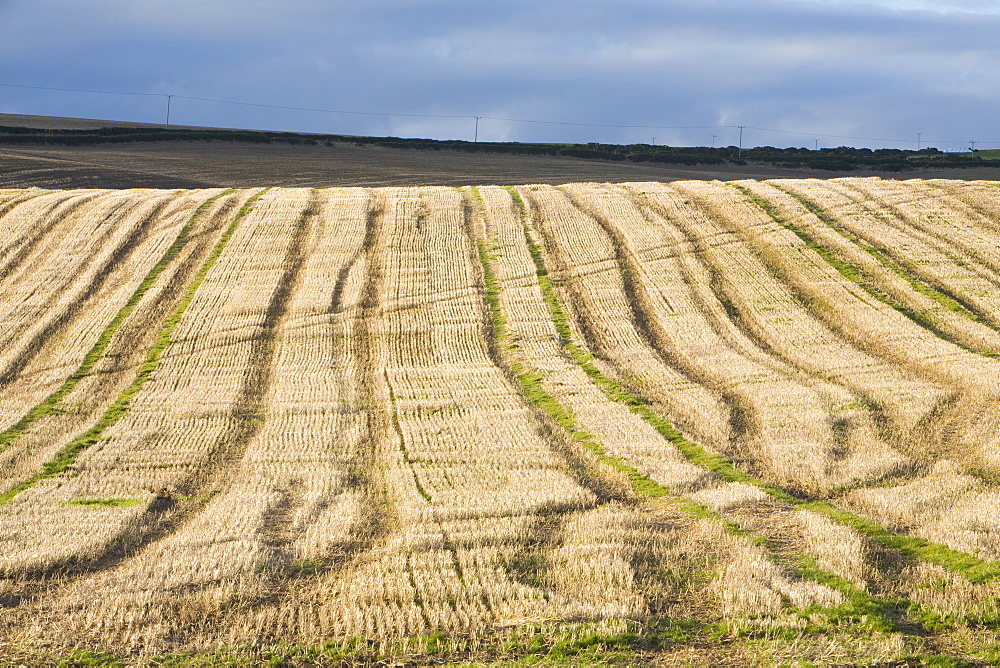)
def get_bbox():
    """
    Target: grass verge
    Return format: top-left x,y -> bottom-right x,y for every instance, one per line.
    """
47,619 -> 939,667
0,189 -> 268,506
